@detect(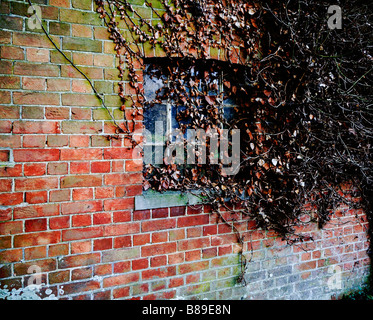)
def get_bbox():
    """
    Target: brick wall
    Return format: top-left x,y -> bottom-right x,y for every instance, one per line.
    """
0,0 -> 370,300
